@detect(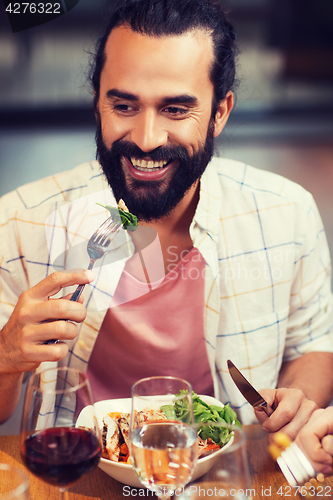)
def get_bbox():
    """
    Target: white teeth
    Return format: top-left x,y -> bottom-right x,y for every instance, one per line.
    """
130,157 -> 168,171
